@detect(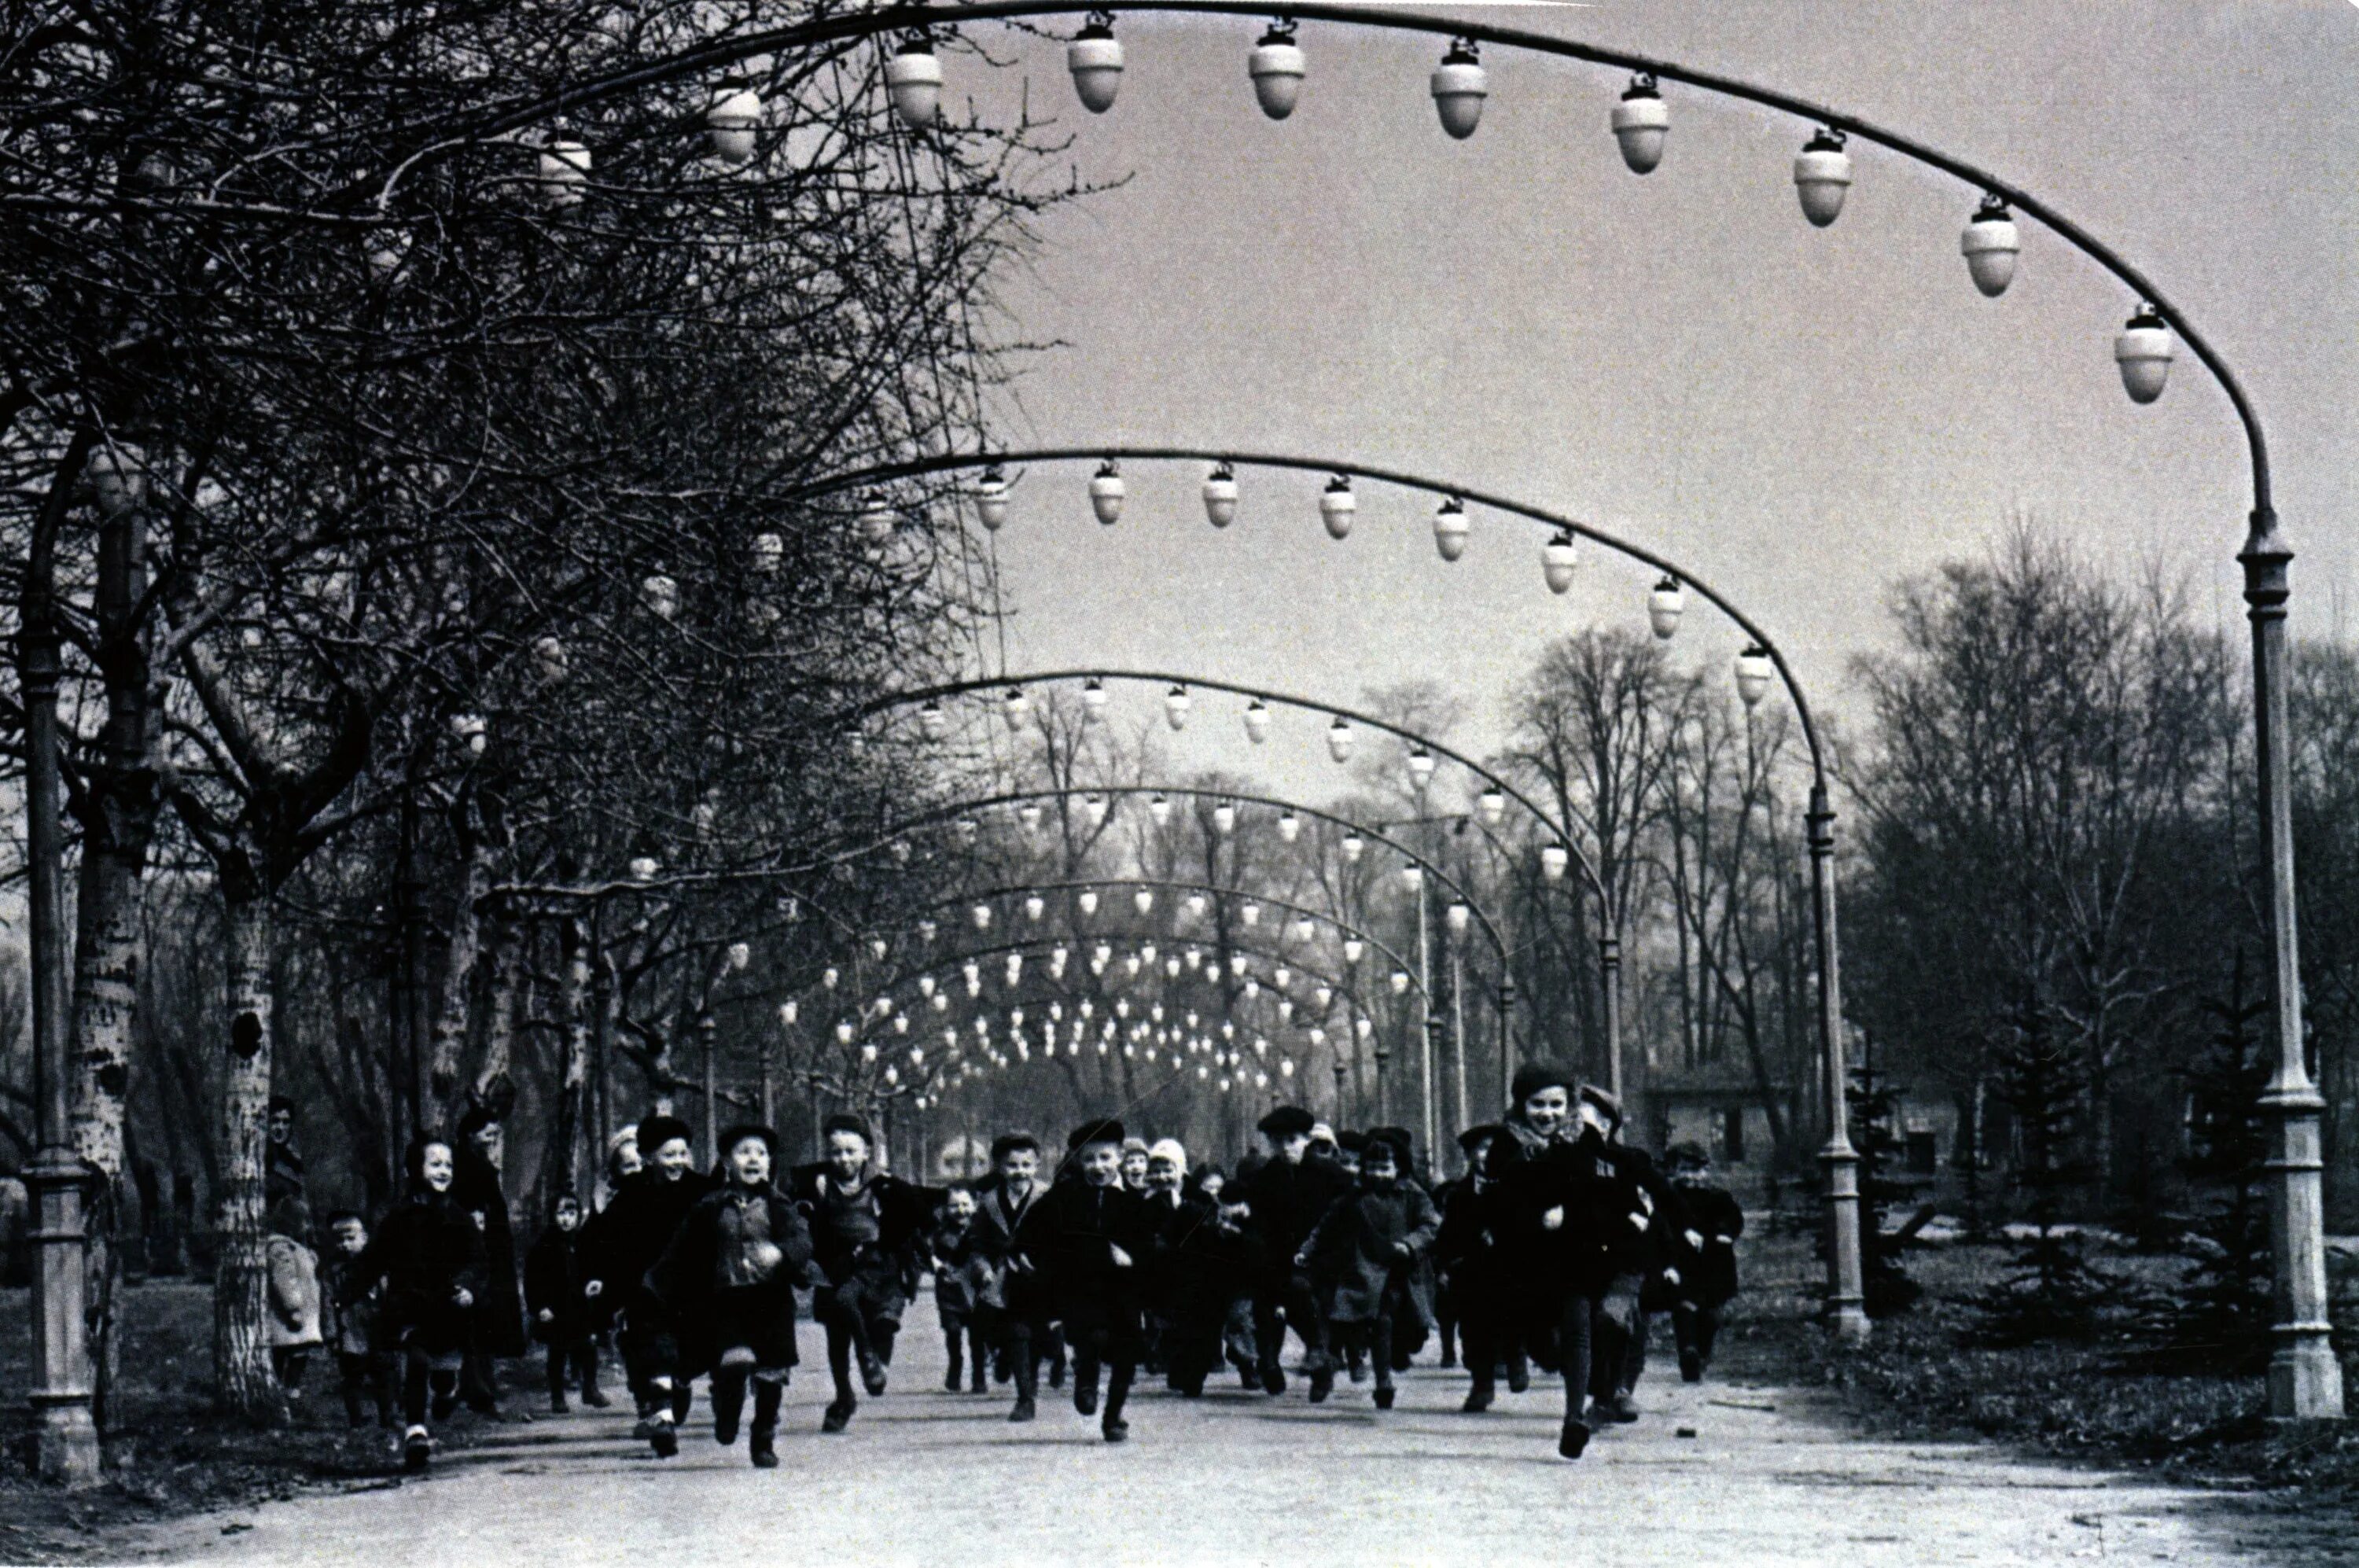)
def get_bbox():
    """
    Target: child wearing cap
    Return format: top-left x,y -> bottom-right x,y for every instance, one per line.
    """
583,1111 -> 714,1448
646,1125 -> 816,1468
1014,1119 -> 1156,1441
1297,1132 -> 1438,1411
1665,1142 -> 1745,1382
